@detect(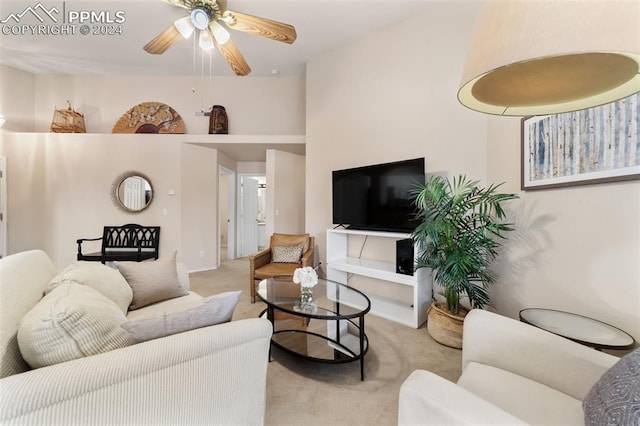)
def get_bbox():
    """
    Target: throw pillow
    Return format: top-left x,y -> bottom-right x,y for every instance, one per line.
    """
17,282 -> 134,369
272,245 -> 303,263
47,261 -> 133,314
583,348 -> 640,426
121,291 -> 241,343
117,252 -> 187,310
